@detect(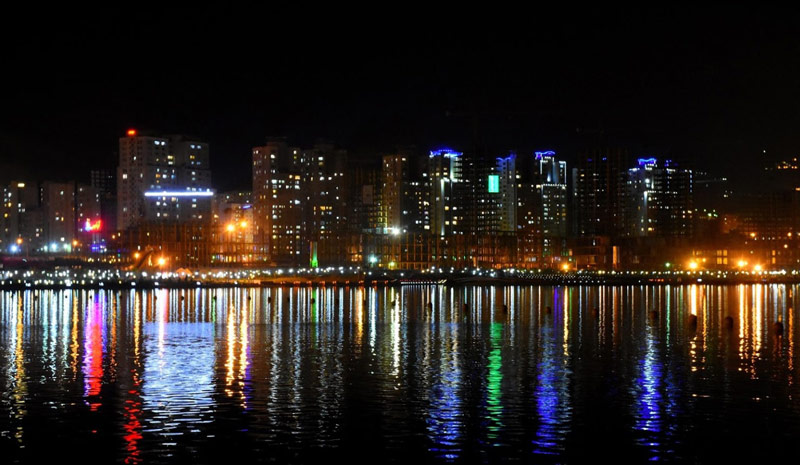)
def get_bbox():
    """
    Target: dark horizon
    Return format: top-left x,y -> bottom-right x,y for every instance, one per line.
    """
3,6 -> 799,191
